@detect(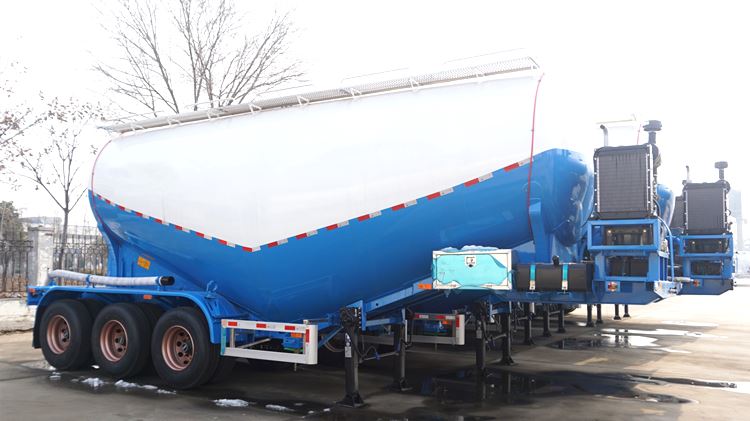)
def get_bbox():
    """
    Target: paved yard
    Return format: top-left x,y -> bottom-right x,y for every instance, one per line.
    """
1,280 -> 749,420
